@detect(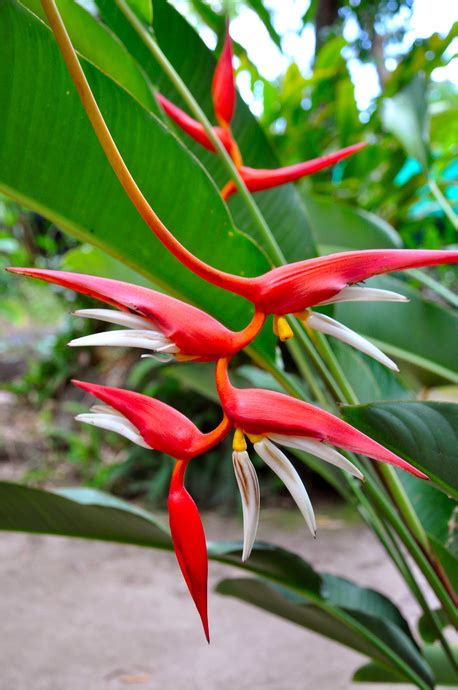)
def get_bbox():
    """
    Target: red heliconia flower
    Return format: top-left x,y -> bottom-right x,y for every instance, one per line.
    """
209,248 -> 458,368
6,268 -> 265,362
72,379 -> 231,640
215,358 -> 428,560
212,26 -> 236,127
156,26 -> 365,196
